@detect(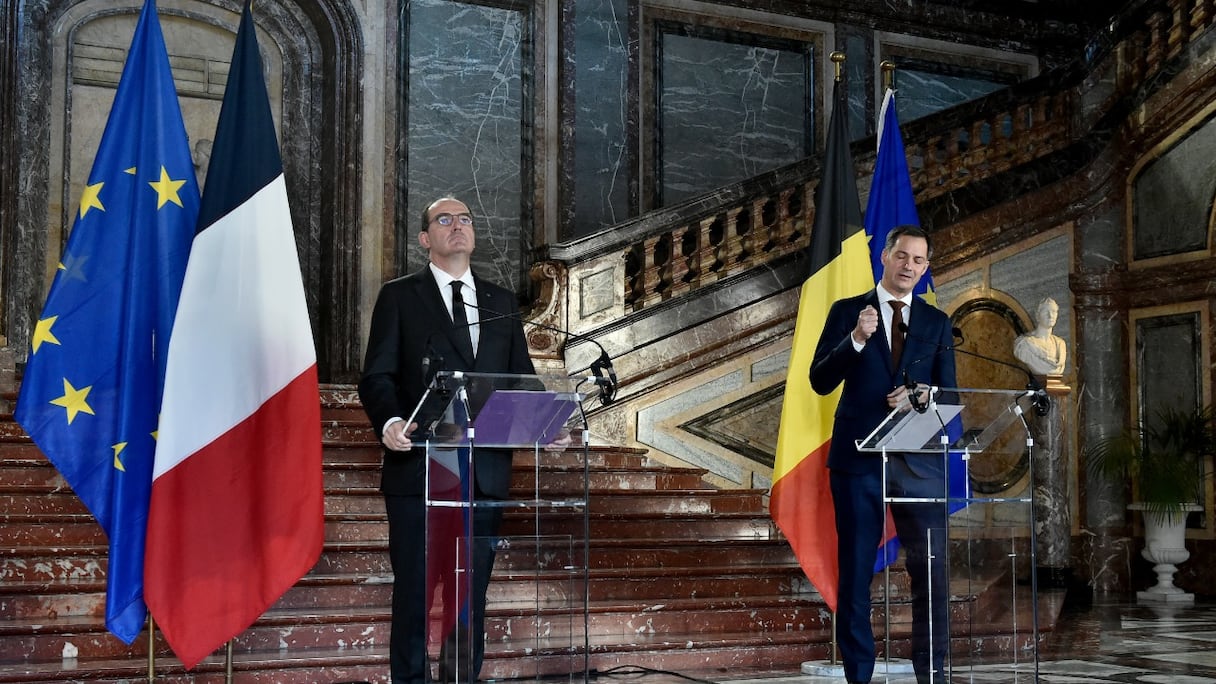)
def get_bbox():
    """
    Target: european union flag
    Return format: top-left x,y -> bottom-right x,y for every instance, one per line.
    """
14,0 -> 198,645
864,89 -> 969,572
865,88 -> 933,298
